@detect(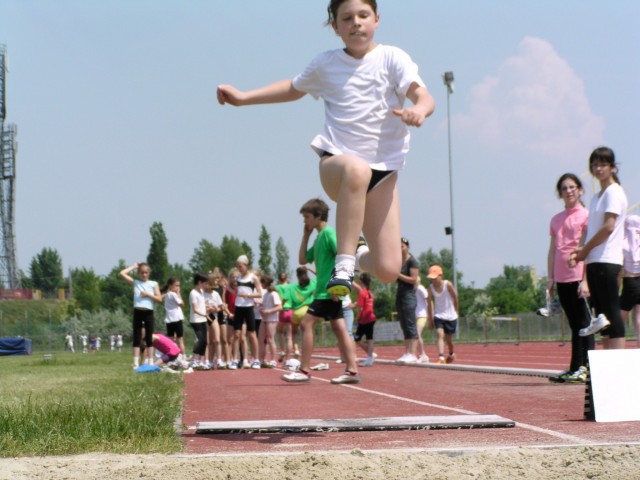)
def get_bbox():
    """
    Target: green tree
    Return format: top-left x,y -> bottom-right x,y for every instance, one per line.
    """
189,239 -> 222,273
101,260 -> 133,313
486,265 -> 538,314
258,225 -> 272,275
146,222 -> 170,285
220,235 -> 249,272
30,247 -> 63,296
417,248 -> 461,285
273,237 -> 290,278
71,267 -> 102,312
